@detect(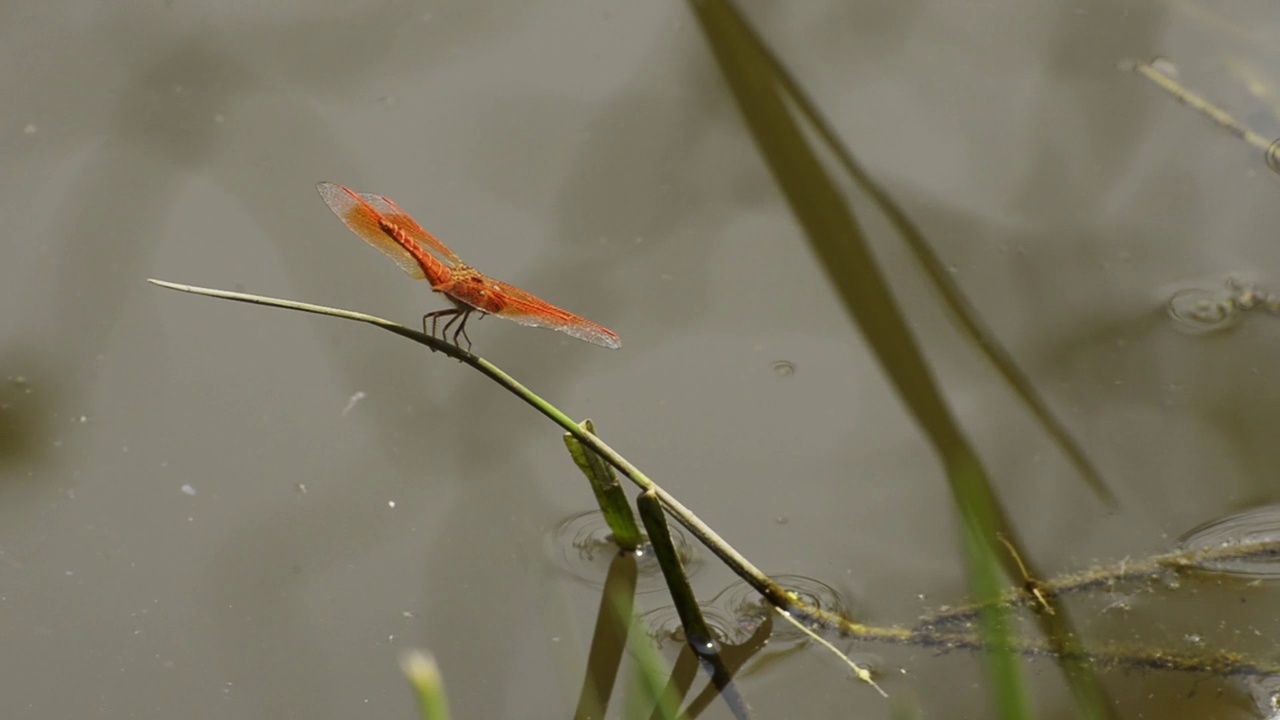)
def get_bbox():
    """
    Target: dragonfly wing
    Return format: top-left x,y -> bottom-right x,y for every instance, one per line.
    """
356,192 -> 463,266
316,182 -> 427,279
489,279 -> 621,349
